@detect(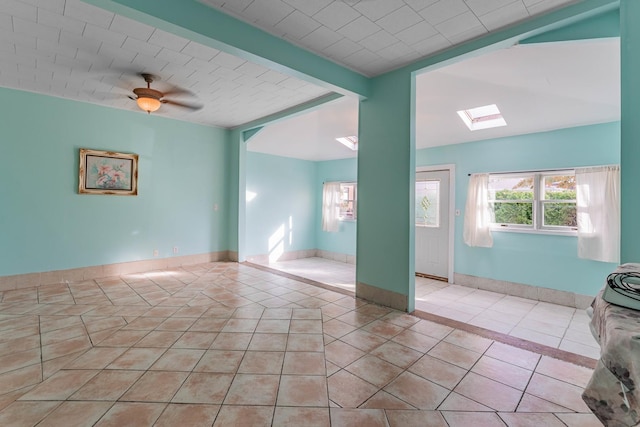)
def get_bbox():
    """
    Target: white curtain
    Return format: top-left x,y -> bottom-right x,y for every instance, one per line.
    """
576,165 -> 620,263
322,182 -> 341,232
463,173 -> 494,248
